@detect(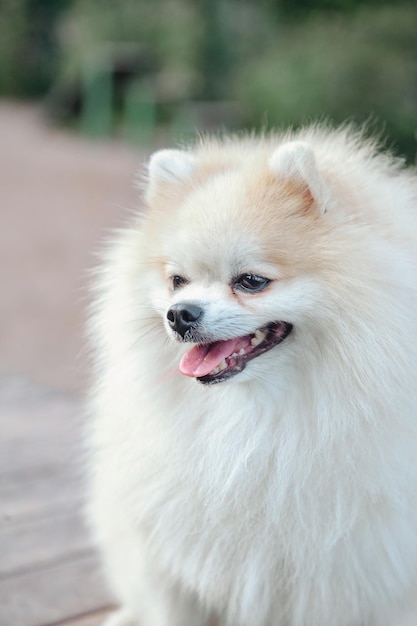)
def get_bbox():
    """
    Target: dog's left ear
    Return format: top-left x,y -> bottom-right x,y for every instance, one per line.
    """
269,142 -> 329,215
146,149 -> 195,202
